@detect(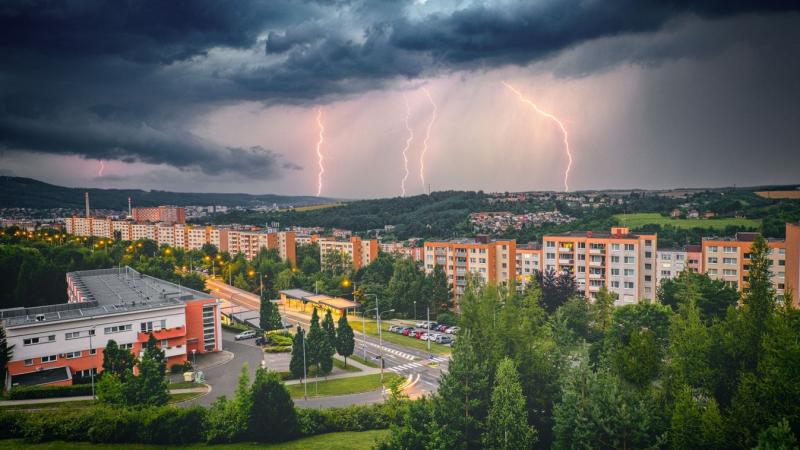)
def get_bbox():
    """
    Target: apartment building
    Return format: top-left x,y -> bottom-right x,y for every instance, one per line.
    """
423,236 -> 517,299
685,244 -> 702,273
1,267 -> 221,390
515,243 -> 543,288
701,232 -> 787,296
542,227 -> 657,304
220,230 -> 296,265
655,248 -> 689,286
786,223 -> 800,307
319,236 -> 379,270
131,206 -> 186,224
